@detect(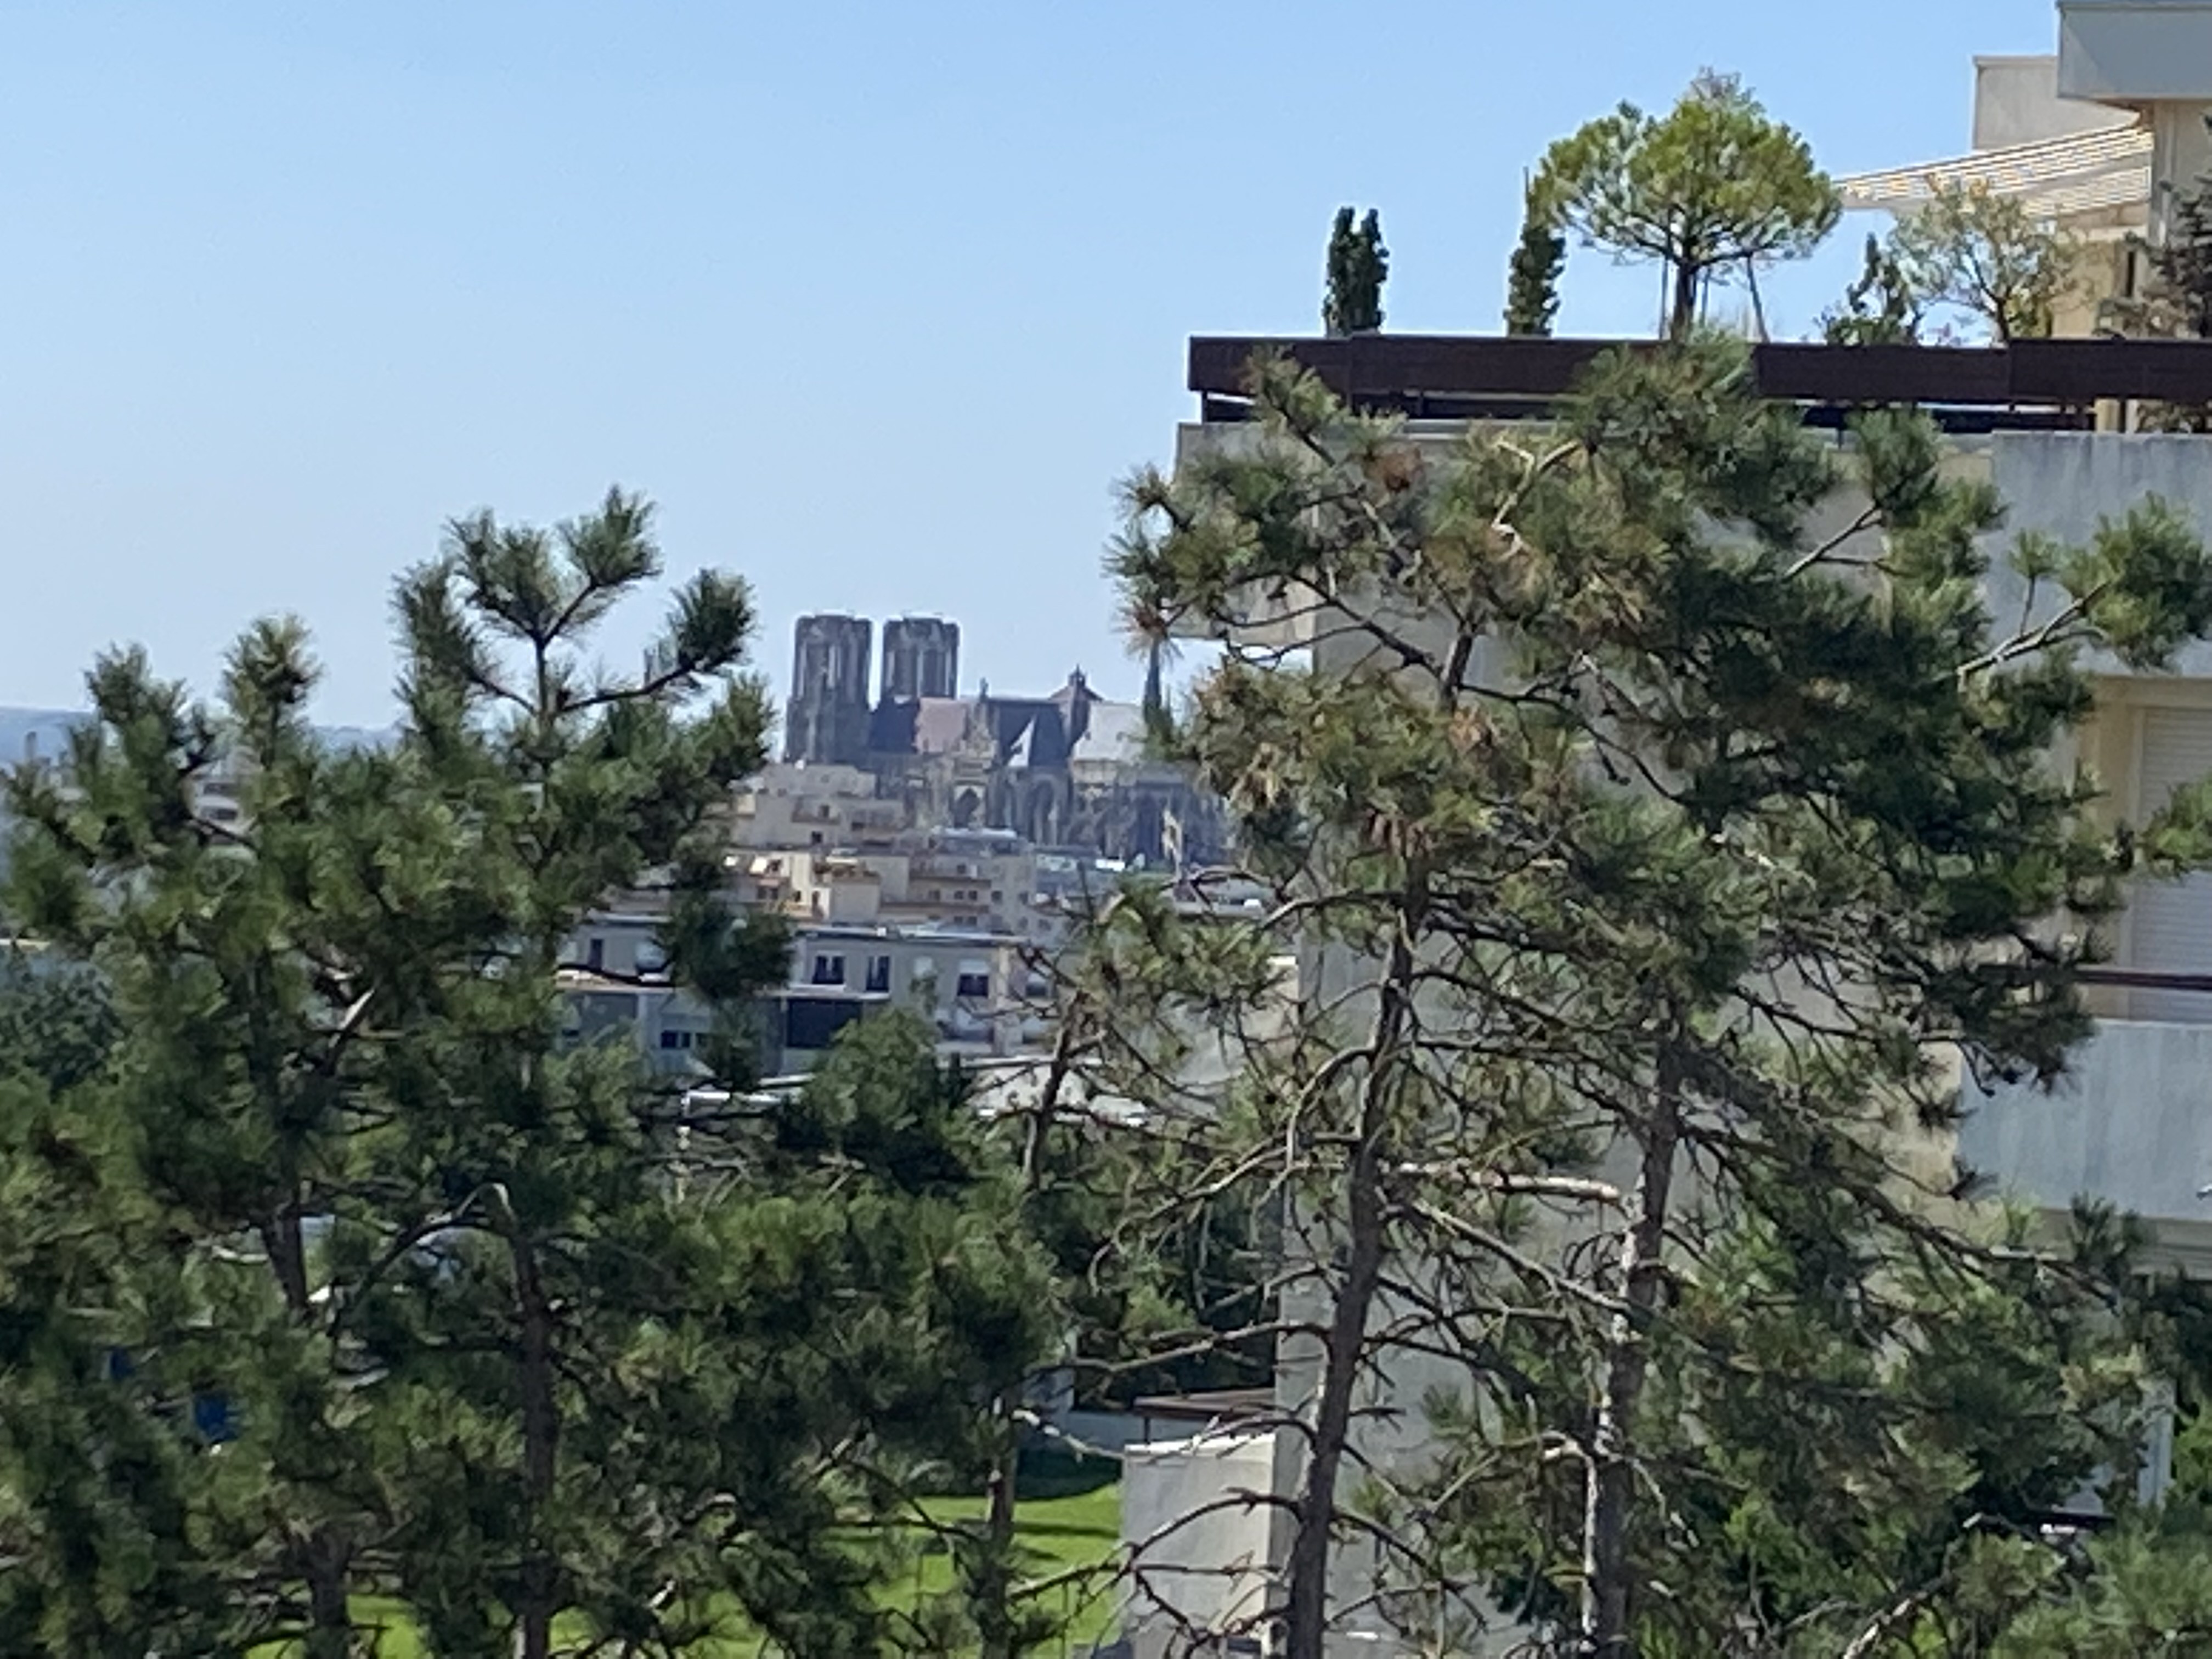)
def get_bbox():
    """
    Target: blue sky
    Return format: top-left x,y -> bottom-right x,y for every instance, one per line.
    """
0,1 -> 2057,724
